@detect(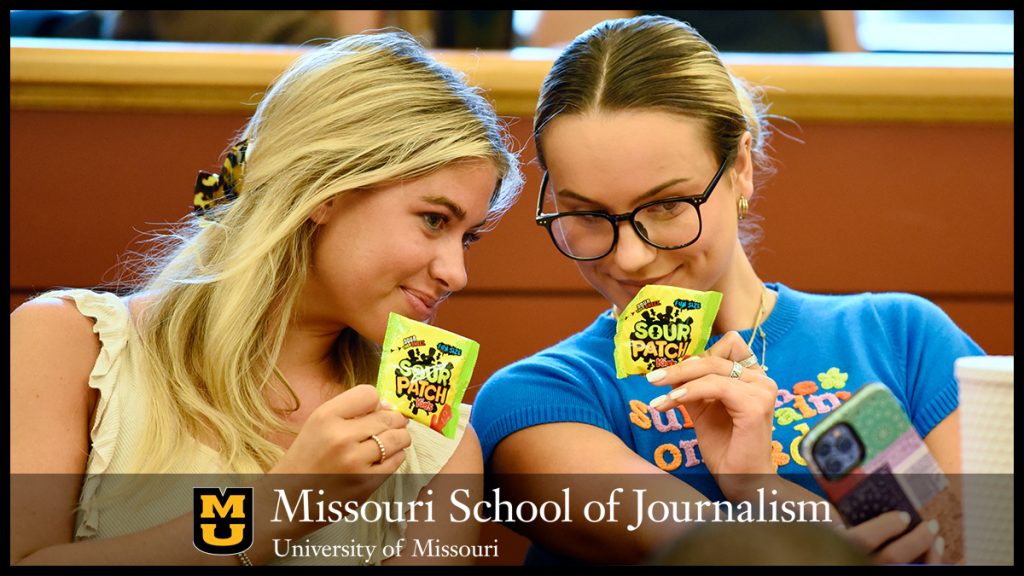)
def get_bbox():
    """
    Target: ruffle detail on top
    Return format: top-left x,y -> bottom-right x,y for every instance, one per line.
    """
39,289 -> 133,539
